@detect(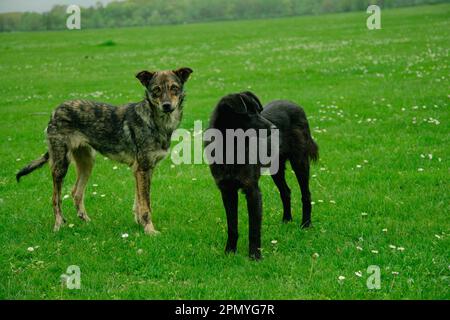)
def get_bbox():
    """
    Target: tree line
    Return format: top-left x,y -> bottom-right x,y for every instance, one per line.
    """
0,0 -> 446,32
